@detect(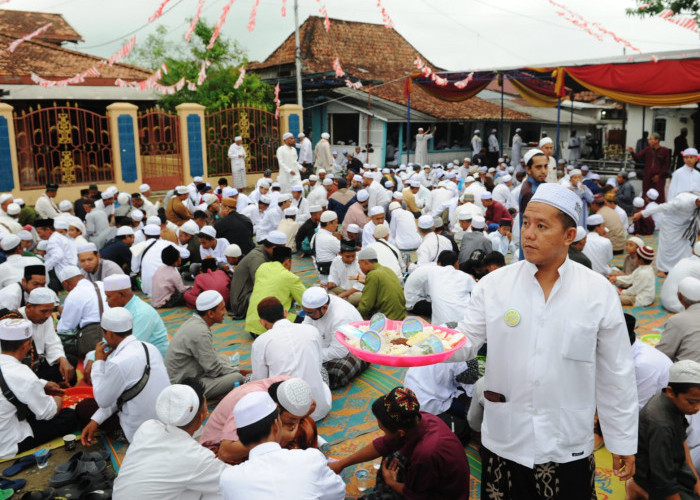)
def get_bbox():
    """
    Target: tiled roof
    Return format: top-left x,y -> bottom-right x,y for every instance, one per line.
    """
367,80 -> 532,121
0,34 -> 152,84
248,16 -> 442,81
0,9 -> 83,44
